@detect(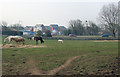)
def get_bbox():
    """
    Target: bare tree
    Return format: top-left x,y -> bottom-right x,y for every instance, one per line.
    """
1,21 -> 8,26
89,21 -> 100,35
1,21 -> 11,31
98,3 -> 118,37
69,19 -> 84,35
